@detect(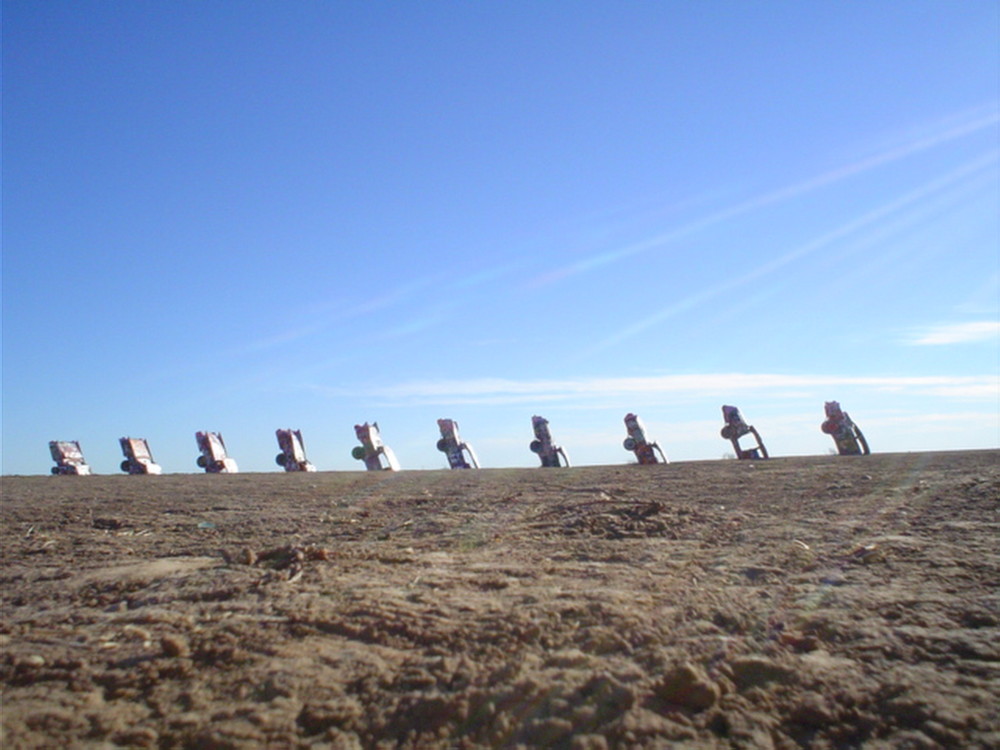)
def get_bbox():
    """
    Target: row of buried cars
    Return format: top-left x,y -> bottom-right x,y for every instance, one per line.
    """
48,402 -> 869,476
